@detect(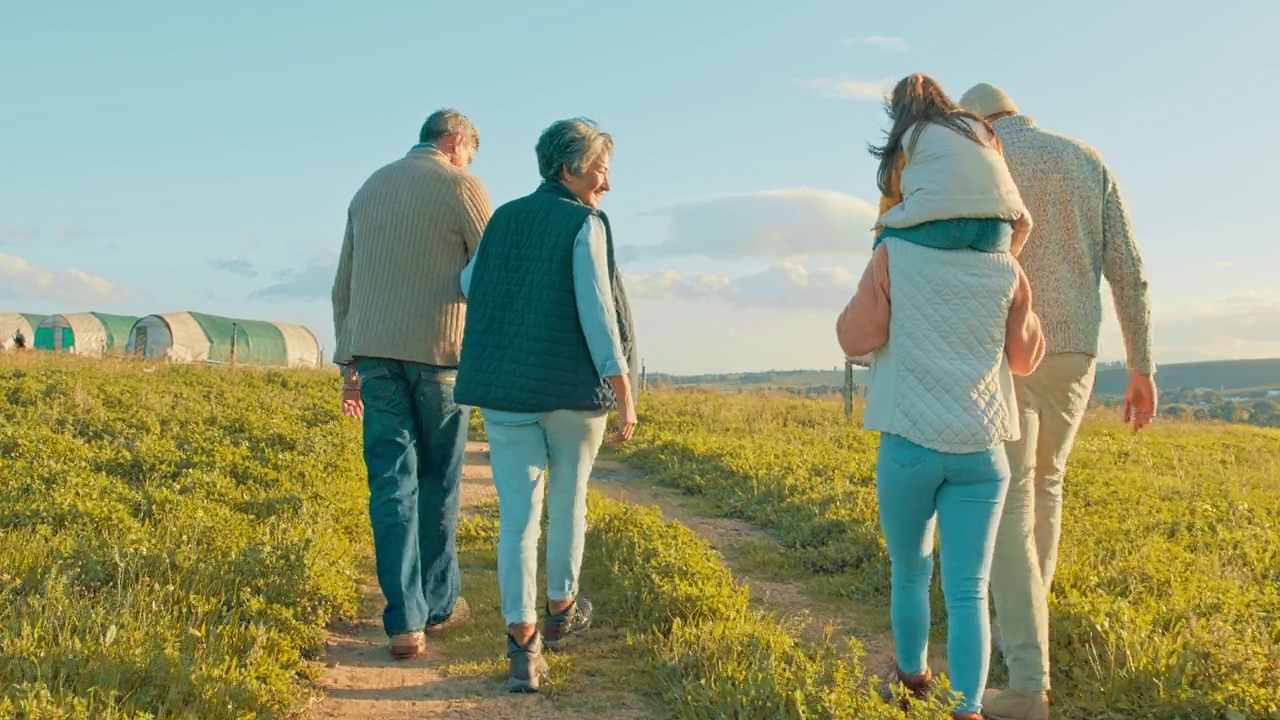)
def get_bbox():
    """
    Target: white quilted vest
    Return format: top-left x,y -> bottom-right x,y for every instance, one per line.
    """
863,239 -> 1021,453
